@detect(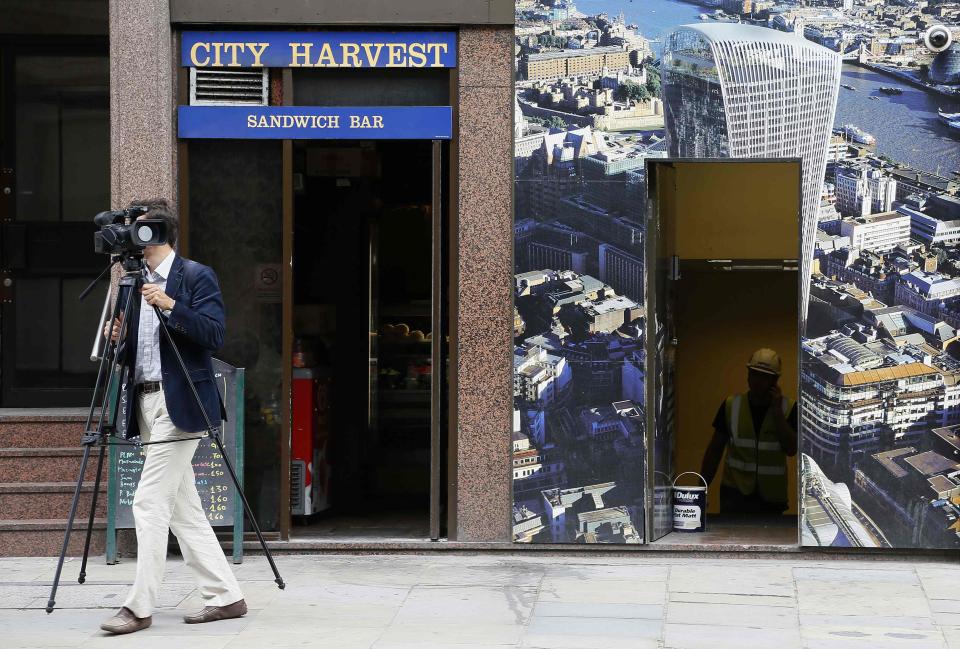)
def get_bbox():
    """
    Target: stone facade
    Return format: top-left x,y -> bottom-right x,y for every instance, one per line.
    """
107,13 -> 515,542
